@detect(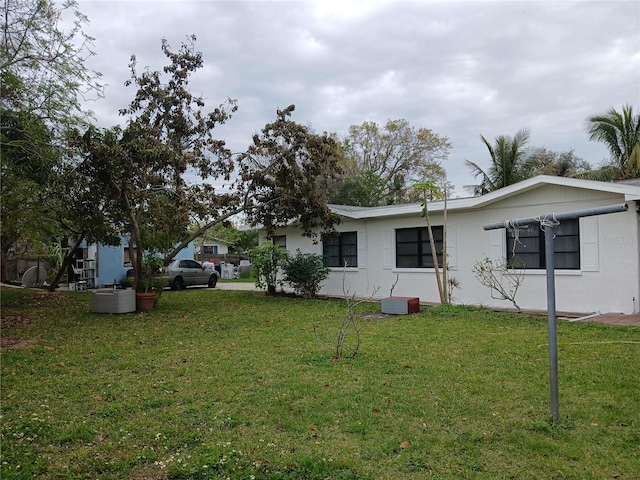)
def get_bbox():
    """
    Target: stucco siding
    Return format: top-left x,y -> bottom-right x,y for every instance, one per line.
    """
272,182 -> 639,314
